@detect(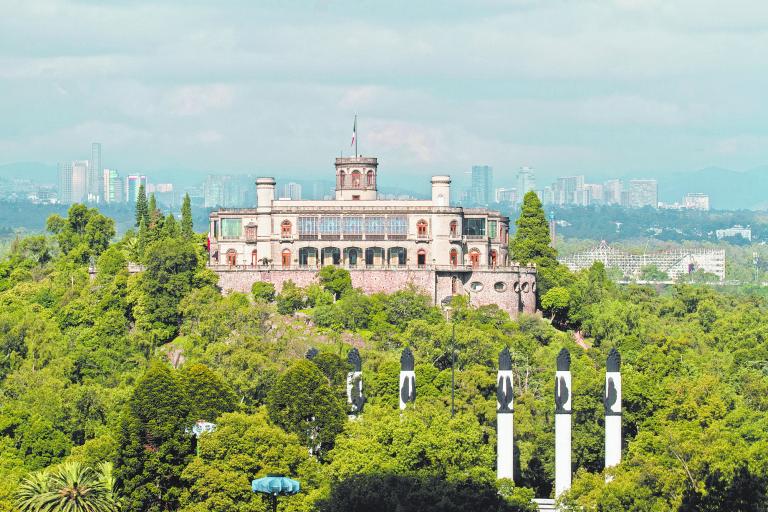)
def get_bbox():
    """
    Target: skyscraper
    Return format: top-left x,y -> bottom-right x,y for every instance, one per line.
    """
58,160 -> 89,204
471,165 -> 493,205
89,143 -> 102,202
627,180 -> 658,208
103,169 -> 123,203
516,167 -> 536,200
603,180 -> 623,205
280,182 -> 302,200
125,175 -> 147,205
